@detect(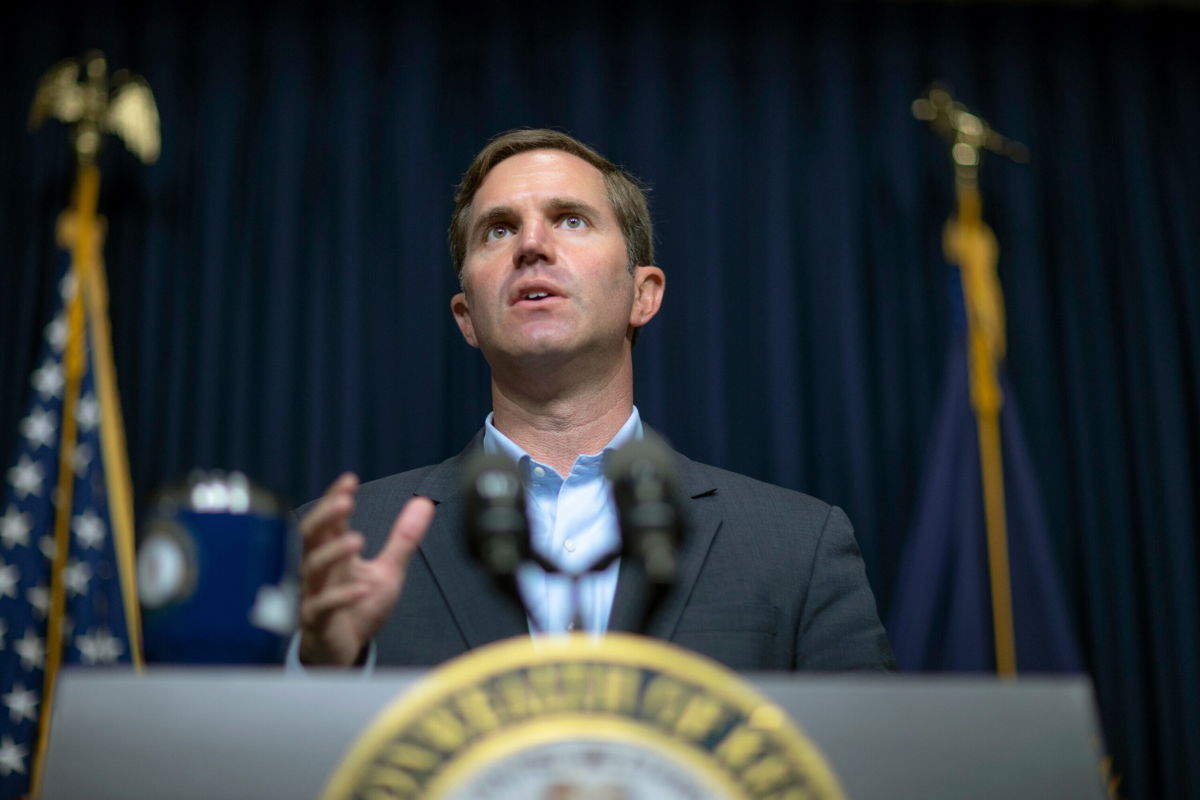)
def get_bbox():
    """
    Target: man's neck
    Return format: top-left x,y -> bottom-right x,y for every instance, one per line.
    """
489,362 -> 634,477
